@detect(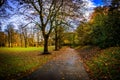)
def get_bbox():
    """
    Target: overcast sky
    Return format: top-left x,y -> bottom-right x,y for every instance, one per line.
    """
0,0 -> 103,30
